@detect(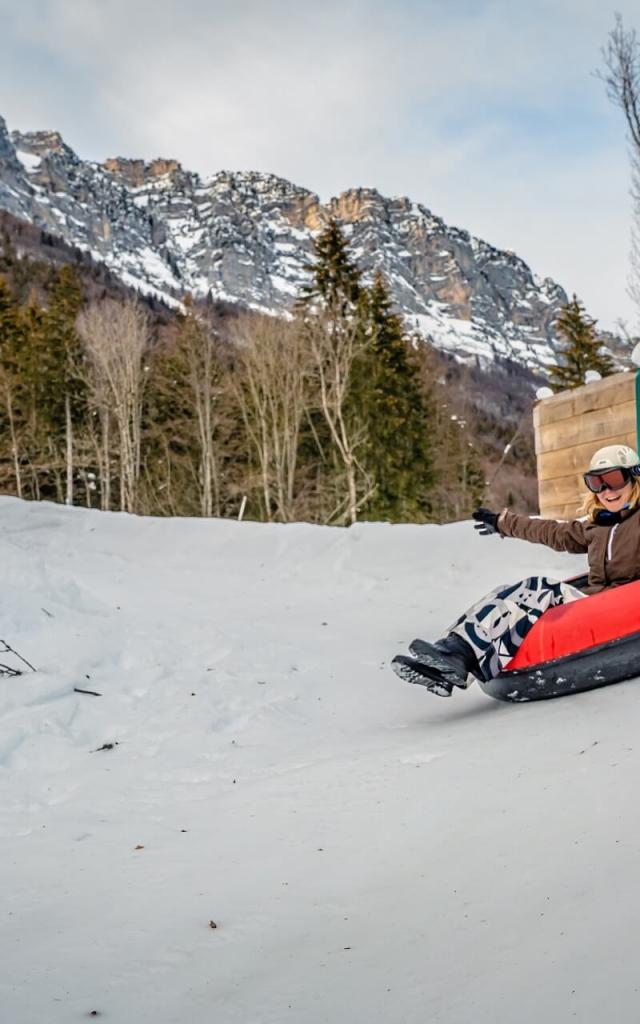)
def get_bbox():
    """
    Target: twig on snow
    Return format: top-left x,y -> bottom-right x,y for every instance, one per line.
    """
0,662 -> 22,678
0,639 -> 36,673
